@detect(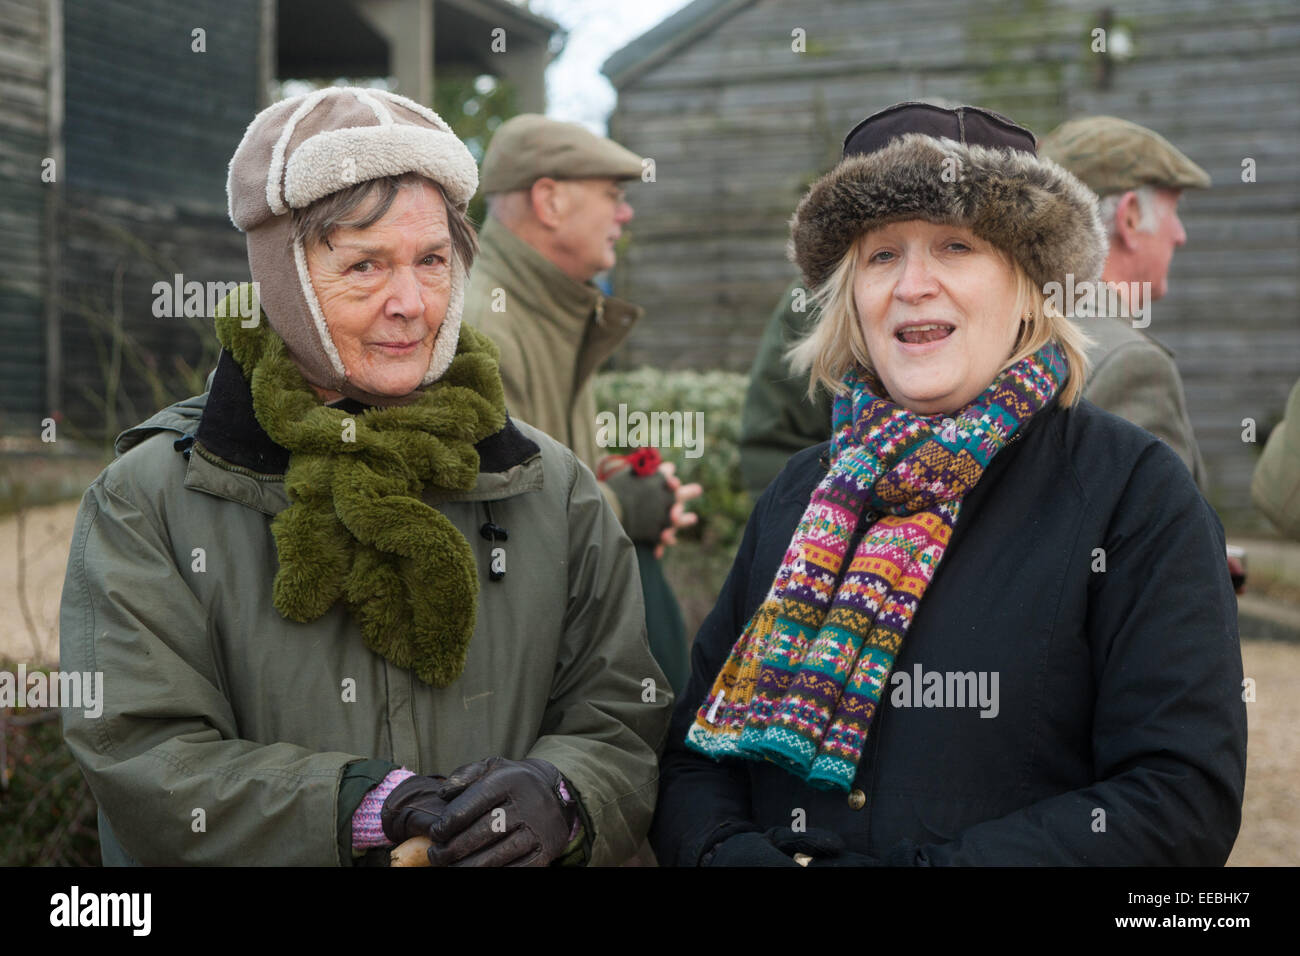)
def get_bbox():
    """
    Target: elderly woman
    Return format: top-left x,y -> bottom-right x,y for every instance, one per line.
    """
60,87 -> 669,866
650,102 -> 1246,866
